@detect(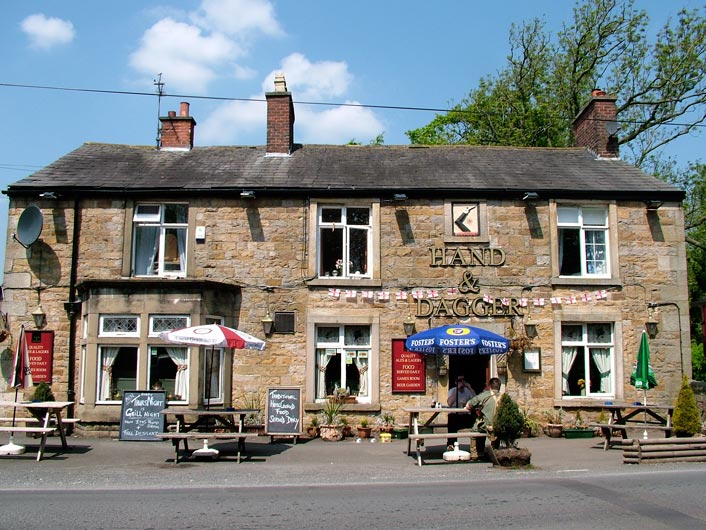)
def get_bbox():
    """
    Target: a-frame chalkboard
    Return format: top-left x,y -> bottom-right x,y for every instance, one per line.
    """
118,390 -> 166,441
